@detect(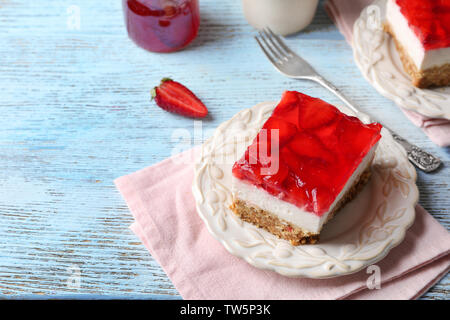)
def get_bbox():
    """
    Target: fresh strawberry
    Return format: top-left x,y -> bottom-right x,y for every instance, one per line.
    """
151,78 -> 208,118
